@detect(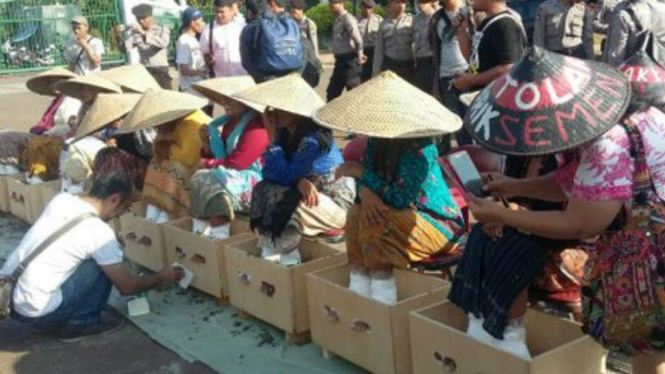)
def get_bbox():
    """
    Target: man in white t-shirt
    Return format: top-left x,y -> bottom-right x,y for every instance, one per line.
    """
0,173 -> 183,342
200,0 -> 248,78
176,7 -> 213,115
64,16 -> 105,76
